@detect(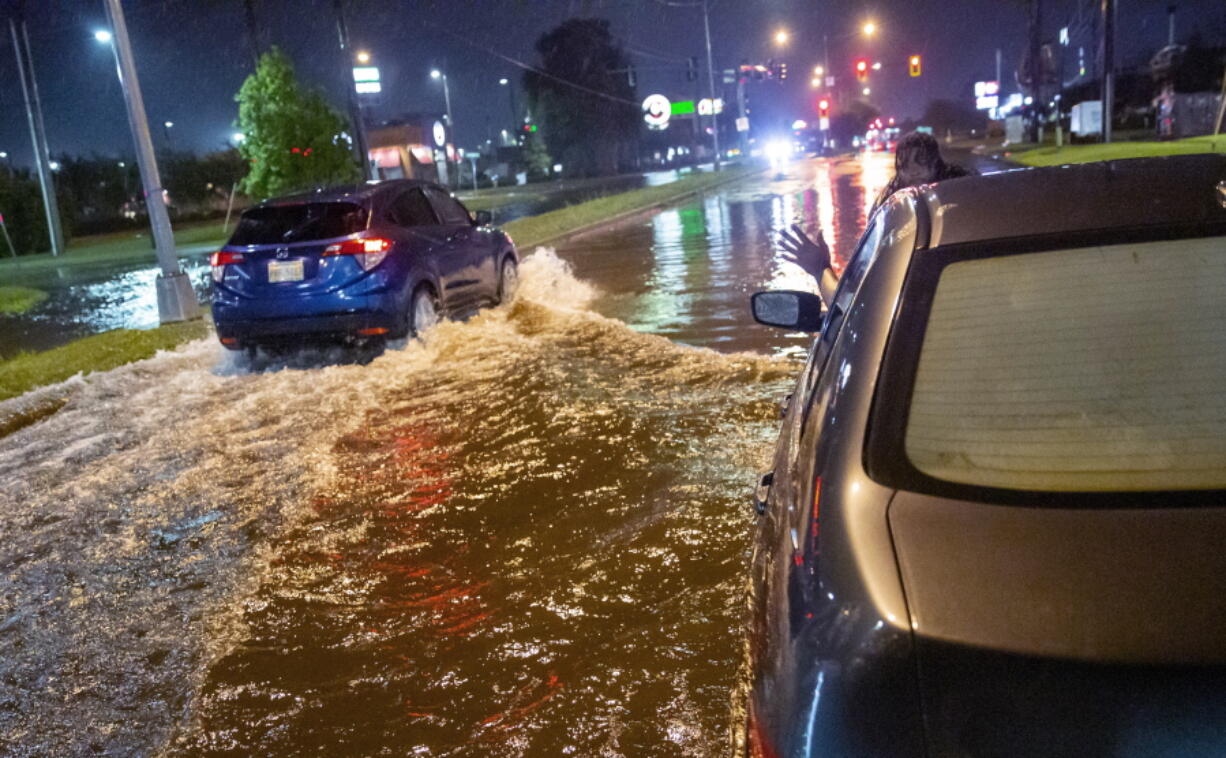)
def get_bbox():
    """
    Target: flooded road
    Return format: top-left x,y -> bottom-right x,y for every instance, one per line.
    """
0,155 -> 890,757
